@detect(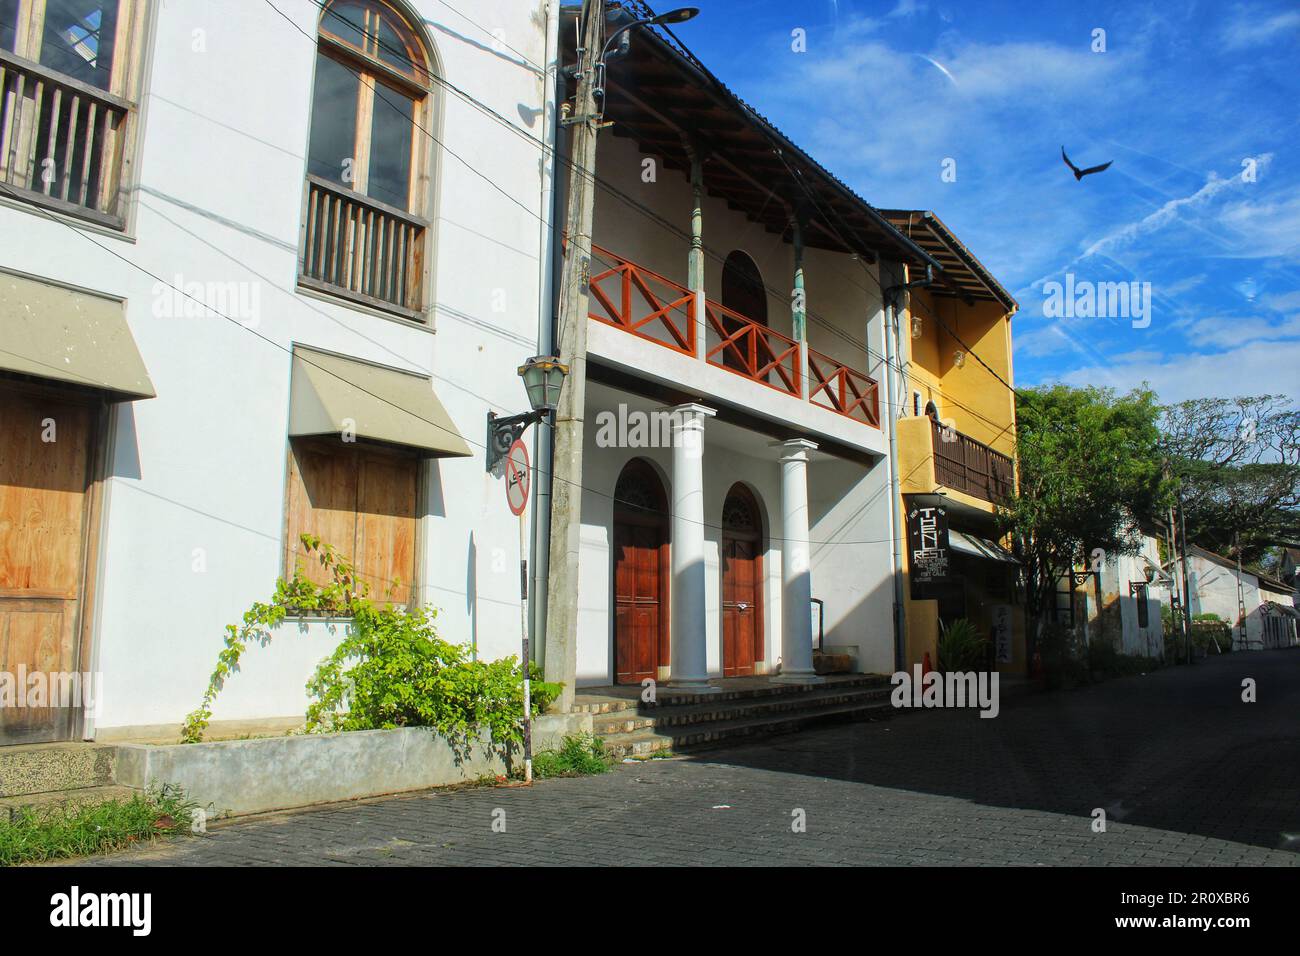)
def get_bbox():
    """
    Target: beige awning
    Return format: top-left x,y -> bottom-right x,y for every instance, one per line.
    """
0,270 -> 154,400
289,345 -> 472,458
